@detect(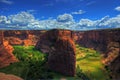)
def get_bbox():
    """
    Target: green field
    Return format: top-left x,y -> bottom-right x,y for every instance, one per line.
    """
76,44 -> 110,80
0,45 -> 110,80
